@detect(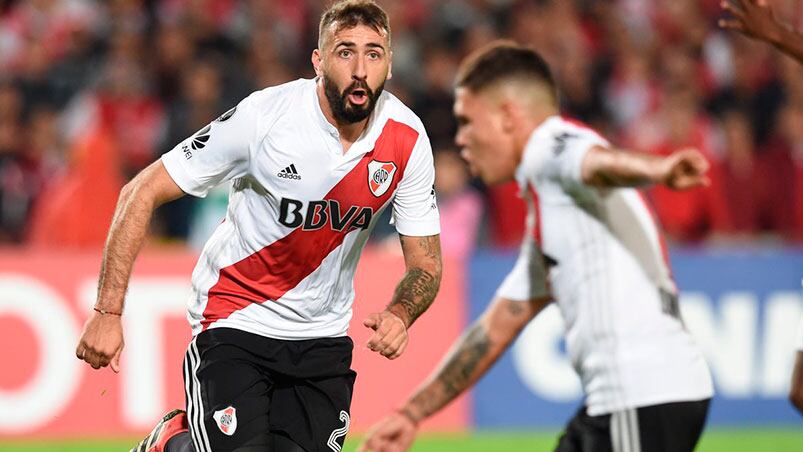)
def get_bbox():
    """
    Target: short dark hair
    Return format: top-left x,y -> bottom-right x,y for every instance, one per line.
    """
456,40 -> 556,99
318,0 -> 391,48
